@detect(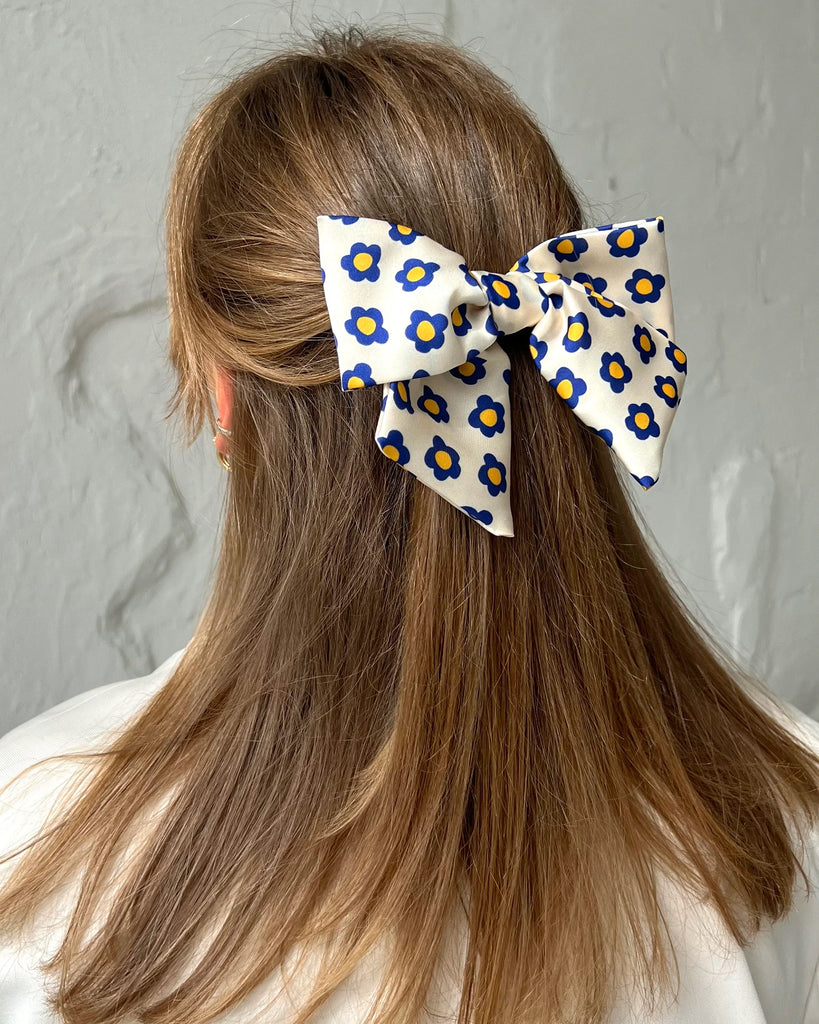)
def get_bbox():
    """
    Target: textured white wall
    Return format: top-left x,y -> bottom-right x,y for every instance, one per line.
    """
1,1 -> 816,732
